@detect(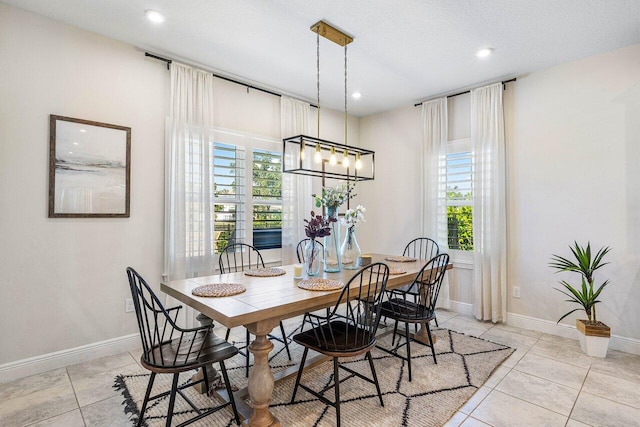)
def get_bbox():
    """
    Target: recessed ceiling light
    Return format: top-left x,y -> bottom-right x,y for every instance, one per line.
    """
145,10 -> 165,23
351,92 -> 362,100
79,129 -> 86,133
476,48 -> 493,58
